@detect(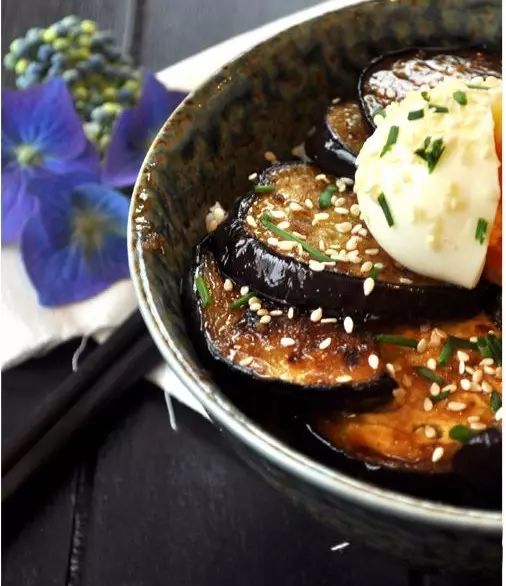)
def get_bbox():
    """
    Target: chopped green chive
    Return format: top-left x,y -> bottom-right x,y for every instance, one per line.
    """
254,184 -> 275,193
415,366 -> 444,385
380,125 -> 399,157
476,334 -> 502,364
377,192 -> 394,227
318,185 -> 337,210
229,291 -> 255,310
453,90 -> 467,105
449,424 -> 476,444
375,334 -> 418,348
431,390 -> 451,404
466,83 -> 490,90
408,109 -> 424,120
490,390 -> 502,413
475,218 -> 488,244
421,91 -> 430,102
437,336 -> 478,365
195,276 -> 212,307
414,136 -> 445,173
428,104 -> 449,113
260,214 -> 332,262
369,265 -> 382,279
